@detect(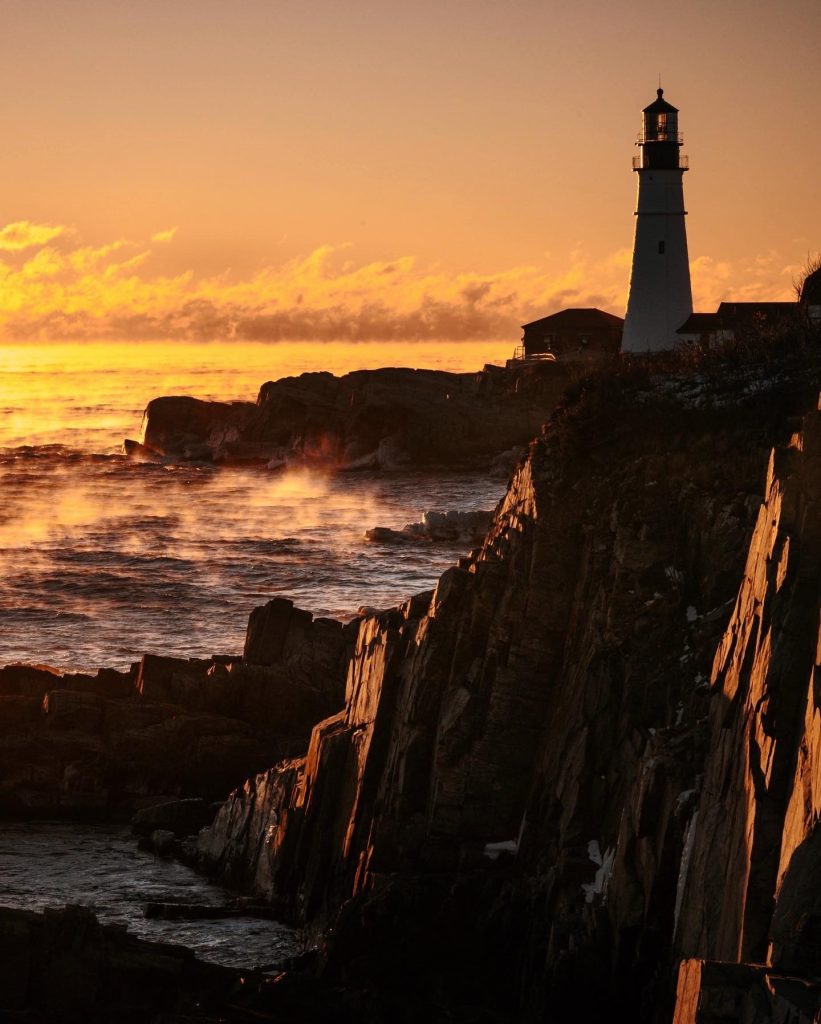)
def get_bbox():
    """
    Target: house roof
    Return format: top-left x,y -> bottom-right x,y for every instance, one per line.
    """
676,313 -> 722,334
521,308 -> 624,331
643,88 -> 678,115
677,302 -> 799,334
715,302 -> 797,320
712,301 -> 798,313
